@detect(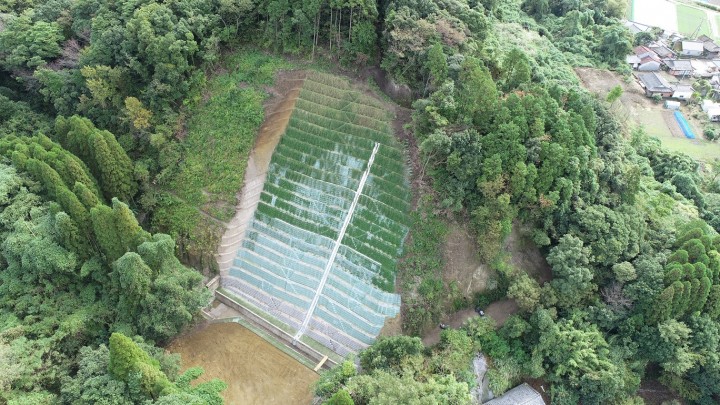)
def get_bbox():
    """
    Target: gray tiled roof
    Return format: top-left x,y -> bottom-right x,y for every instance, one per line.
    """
484,383 -> 545,405
638,72 -> 673,92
